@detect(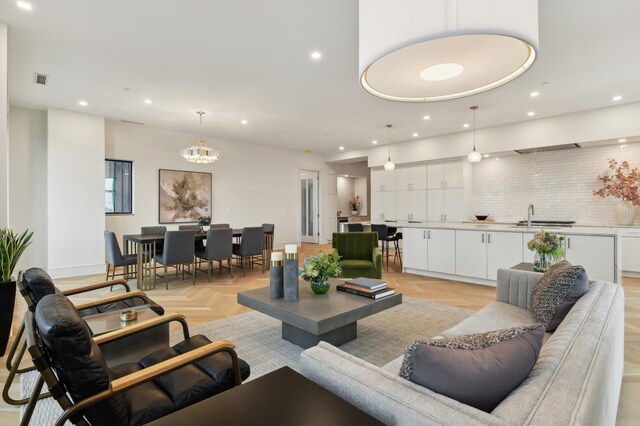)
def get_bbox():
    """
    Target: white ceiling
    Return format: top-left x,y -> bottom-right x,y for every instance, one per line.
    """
2,0 -> 640,154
